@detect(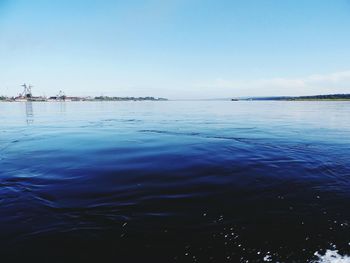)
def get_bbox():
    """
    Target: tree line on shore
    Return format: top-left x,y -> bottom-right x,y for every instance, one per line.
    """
245,94 -> 350,101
